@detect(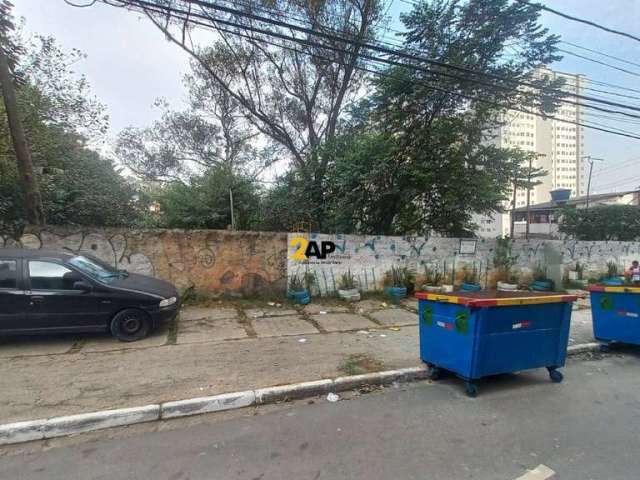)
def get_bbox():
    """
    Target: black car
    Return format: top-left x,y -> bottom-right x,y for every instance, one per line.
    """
0,249 -> 180,341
